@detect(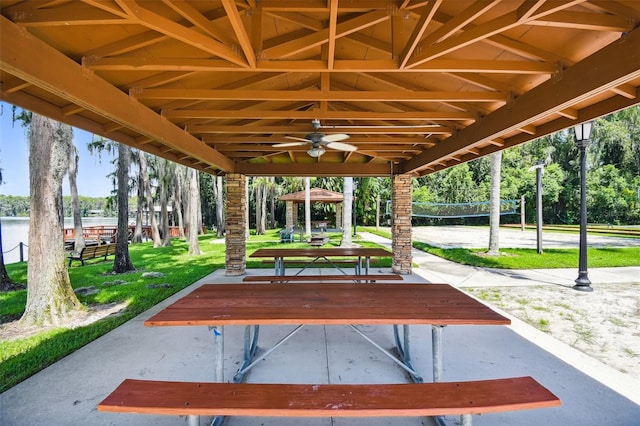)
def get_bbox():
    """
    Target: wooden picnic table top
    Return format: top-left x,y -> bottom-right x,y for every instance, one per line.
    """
144,283 -> 510,327
250,247 -> 392,258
